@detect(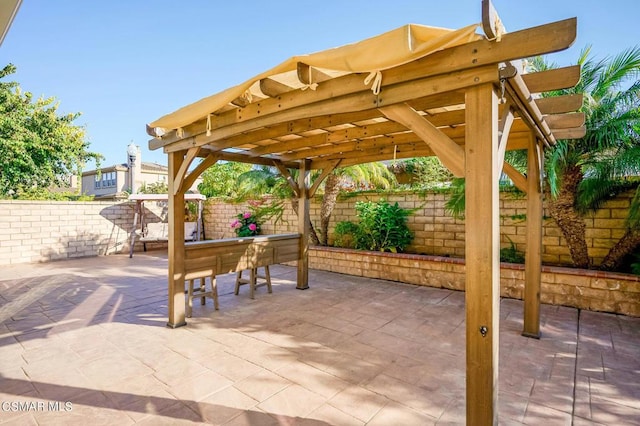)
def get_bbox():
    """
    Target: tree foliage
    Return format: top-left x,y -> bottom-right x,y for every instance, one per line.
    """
0,64 -> 101,198
531,46 -> 640,270
198,161 -> 253,198
389,157 -> 453,188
